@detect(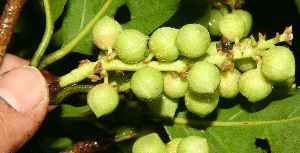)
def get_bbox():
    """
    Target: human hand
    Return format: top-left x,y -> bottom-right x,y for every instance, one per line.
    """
0,54 -> 49,152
